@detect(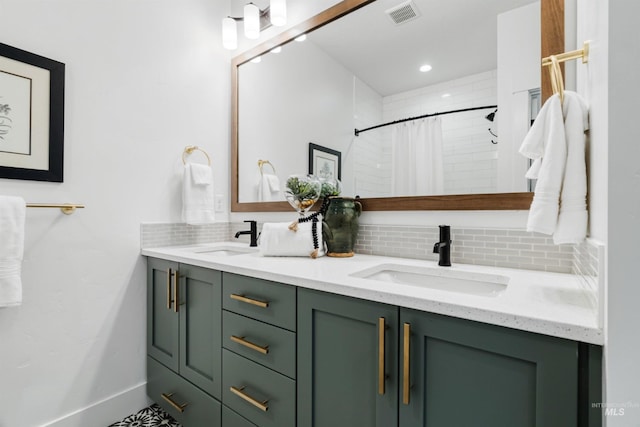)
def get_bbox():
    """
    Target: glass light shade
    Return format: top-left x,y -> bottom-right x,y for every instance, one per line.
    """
270,0 -> 287,27
222,18 -> 237,50
244,3 -> 260,39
